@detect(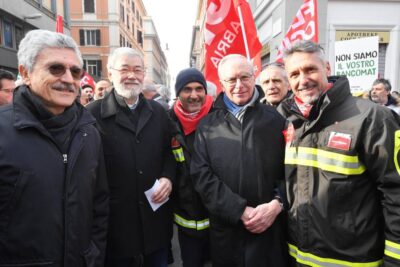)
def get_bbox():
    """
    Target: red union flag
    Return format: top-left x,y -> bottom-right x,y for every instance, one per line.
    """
56,15 -> 64,33
204,0 -> 262,93
276,0 -> 318,62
